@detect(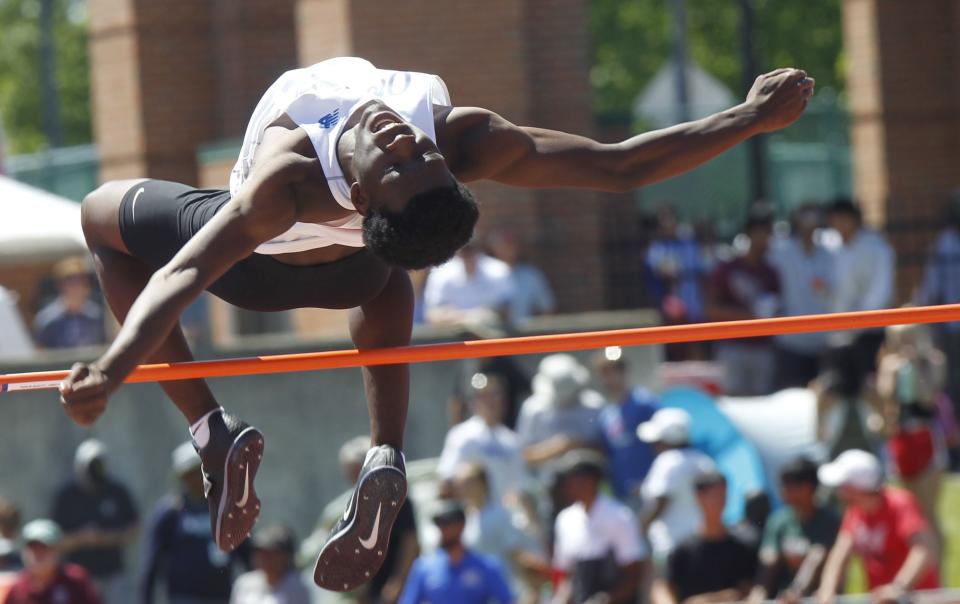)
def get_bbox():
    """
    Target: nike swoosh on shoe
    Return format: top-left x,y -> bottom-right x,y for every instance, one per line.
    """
358,504 -> 382,550
235,464 -> 251,508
